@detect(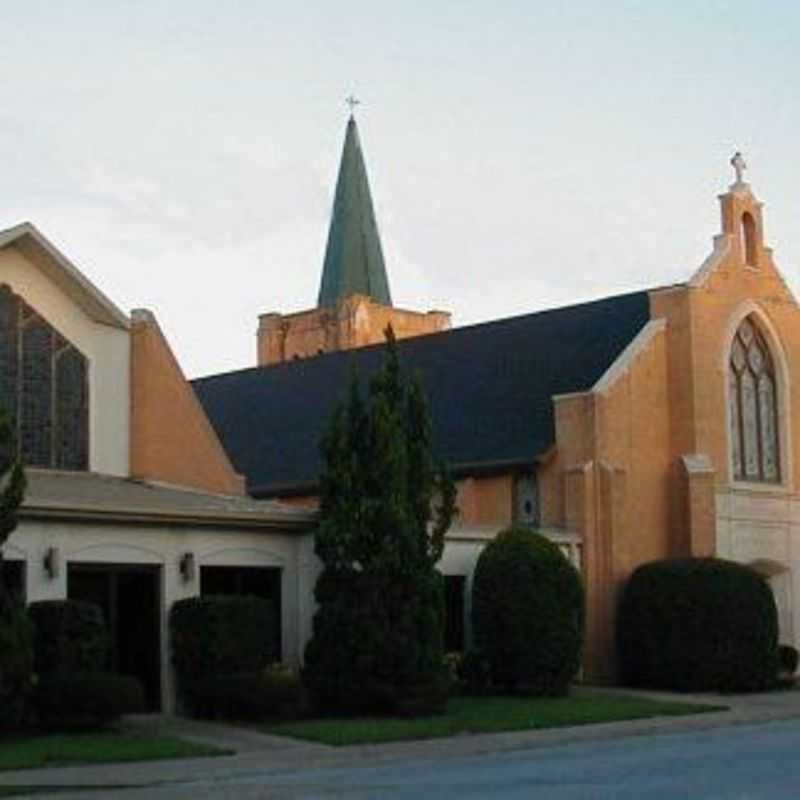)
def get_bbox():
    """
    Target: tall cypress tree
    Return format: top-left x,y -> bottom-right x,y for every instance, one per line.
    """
304,328 -> 456,714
